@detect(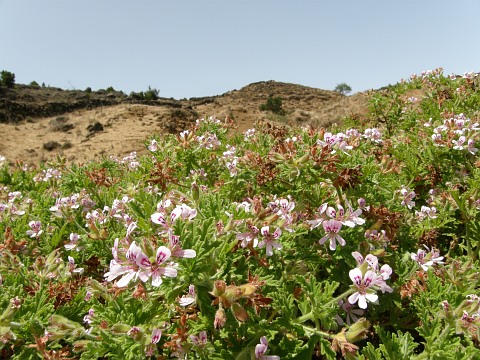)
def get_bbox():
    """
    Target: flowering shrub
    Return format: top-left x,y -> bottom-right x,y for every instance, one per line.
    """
0,69 -> 480,358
